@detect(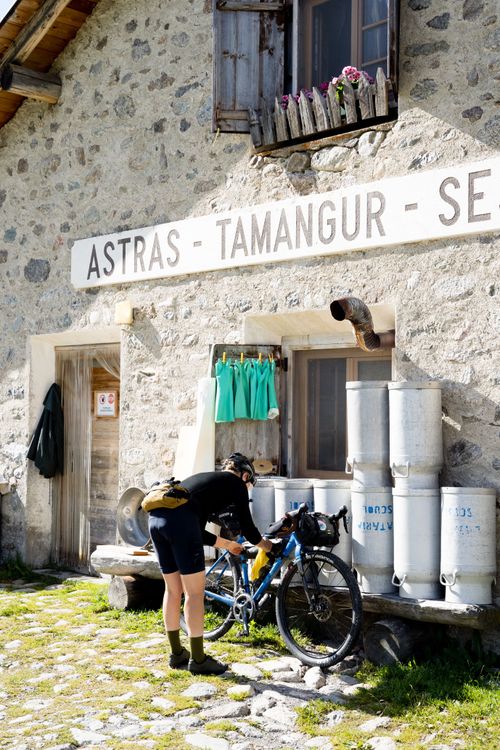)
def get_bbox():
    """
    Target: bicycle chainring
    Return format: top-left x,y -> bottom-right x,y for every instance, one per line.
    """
232,589 -> 255,623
